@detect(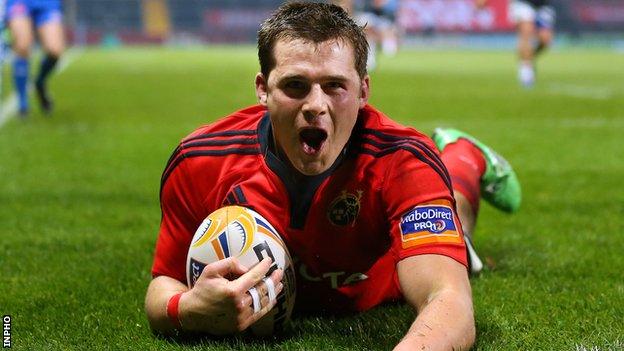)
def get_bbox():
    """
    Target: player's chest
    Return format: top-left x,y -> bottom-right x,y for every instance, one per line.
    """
210,169 -> 389,264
